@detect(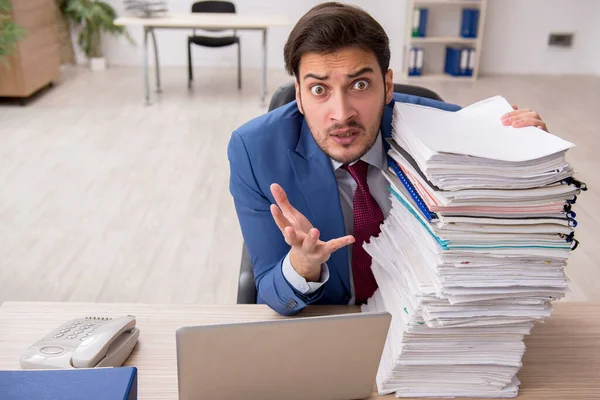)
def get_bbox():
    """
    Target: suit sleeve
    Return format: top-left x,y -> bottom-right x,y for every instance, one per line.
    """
227,130 -> 325,316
